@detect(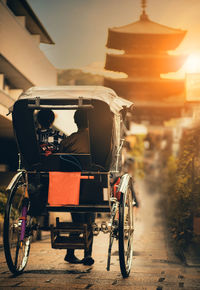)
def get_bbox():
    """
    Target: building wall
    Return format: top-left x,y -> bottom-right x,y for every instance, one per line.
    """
0,0 -> 57,172
0,1 -> 57,90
